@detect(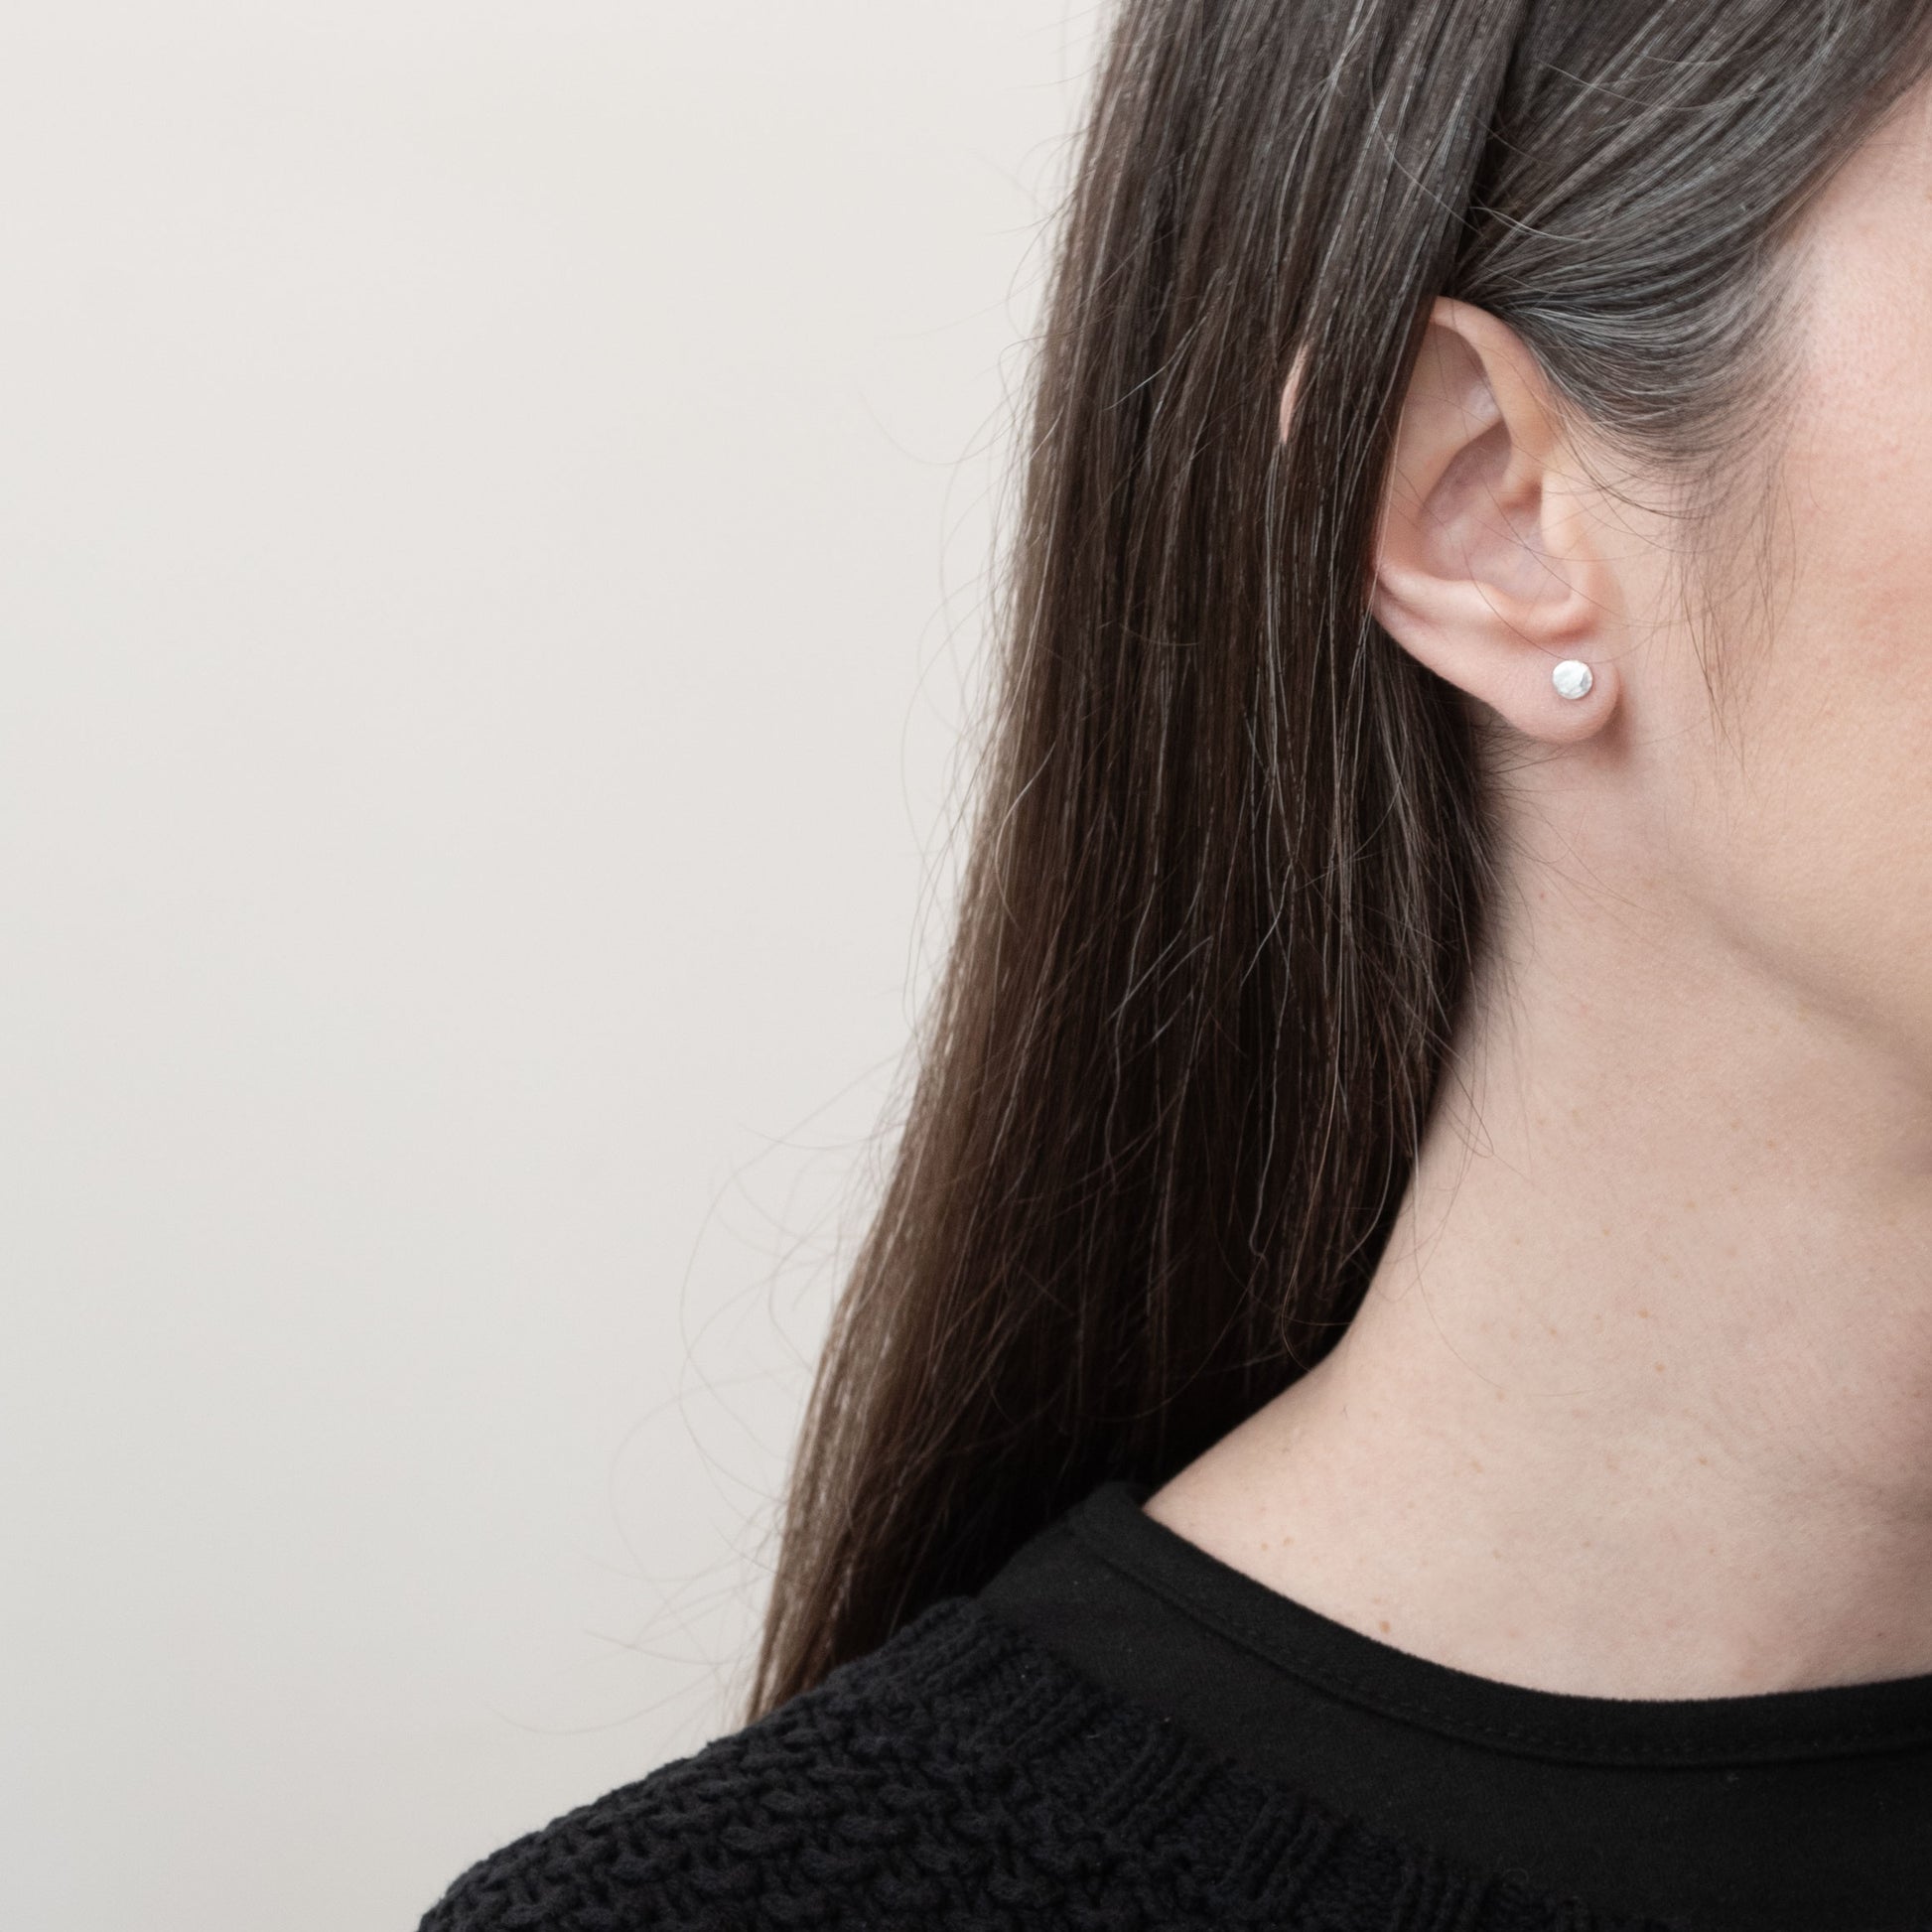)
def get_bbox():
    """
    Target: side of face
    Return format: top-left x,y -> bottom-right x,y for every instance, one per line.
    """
1345,72 -> 1932,1078
1686,77 -> 1932,1068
